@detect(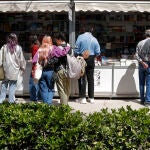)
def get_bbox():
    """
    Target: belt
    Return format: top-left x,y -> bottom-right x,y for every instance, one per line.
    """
43,67 -> 54,71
